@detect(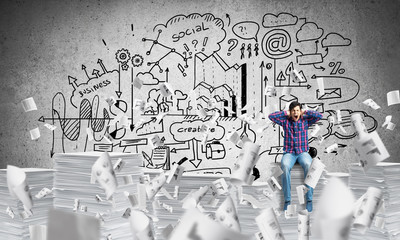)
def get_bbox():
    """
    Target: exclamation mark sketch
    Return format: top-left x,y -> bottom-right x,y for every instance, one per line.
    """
178,63 -> 187,77
202,37 -> 208,51
131,24 -> 134,36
